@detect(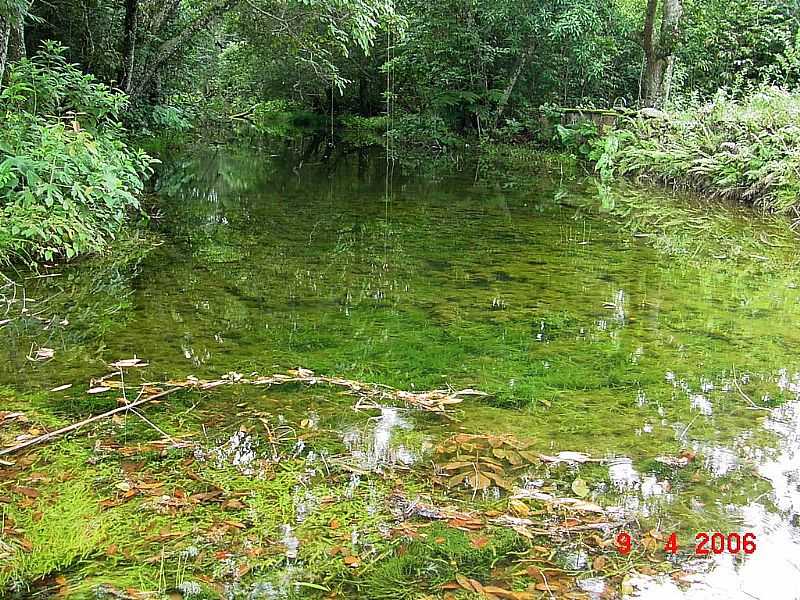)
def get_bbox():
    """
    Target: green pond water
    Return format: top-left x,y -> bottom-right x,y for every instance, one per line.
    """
3,139 -> 800,599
